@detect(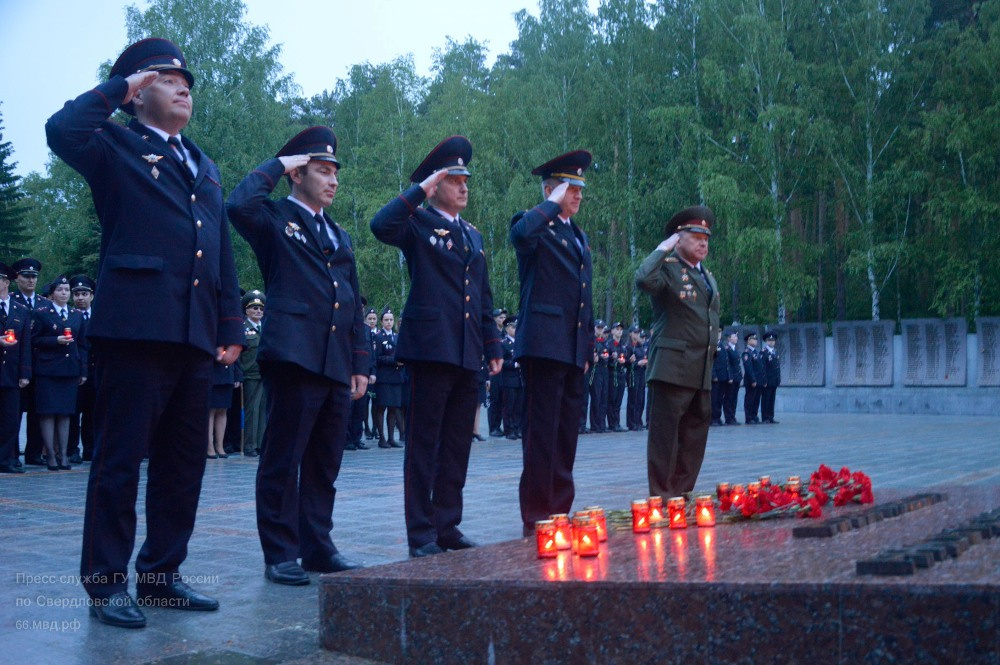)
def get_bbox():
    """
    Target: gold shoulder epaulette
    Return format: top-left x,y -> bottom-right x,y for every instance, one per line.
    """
664,257 -> 679,263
